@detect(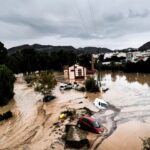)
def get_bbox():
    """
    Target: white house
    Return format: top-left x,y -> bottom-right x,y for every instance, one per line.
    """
126,51 -> 150,62
104,53 -> 115,60
117,52 -> 126,58
64,64 -> 87,80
